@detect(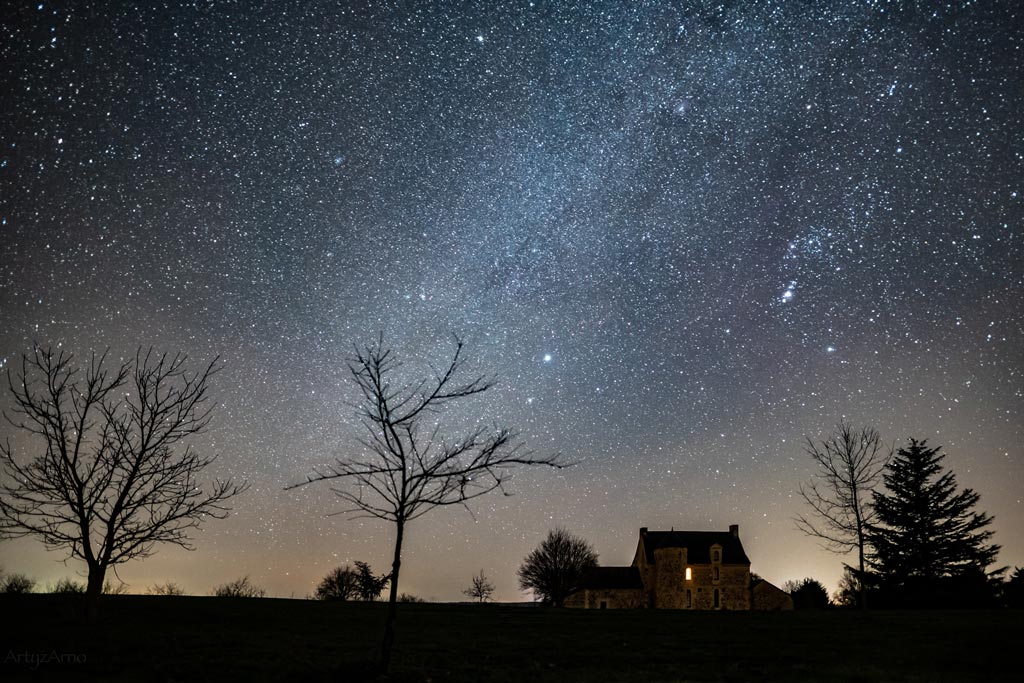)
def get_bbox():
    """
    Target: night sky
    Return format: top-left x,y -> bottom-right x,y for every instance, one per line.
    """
1,1 -> 1021,601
